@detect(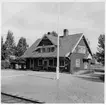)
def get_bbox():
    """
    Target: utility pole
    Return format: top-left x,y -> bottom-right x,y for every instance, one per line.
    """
56,2 -> 60,103
56,2 -> 60,80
